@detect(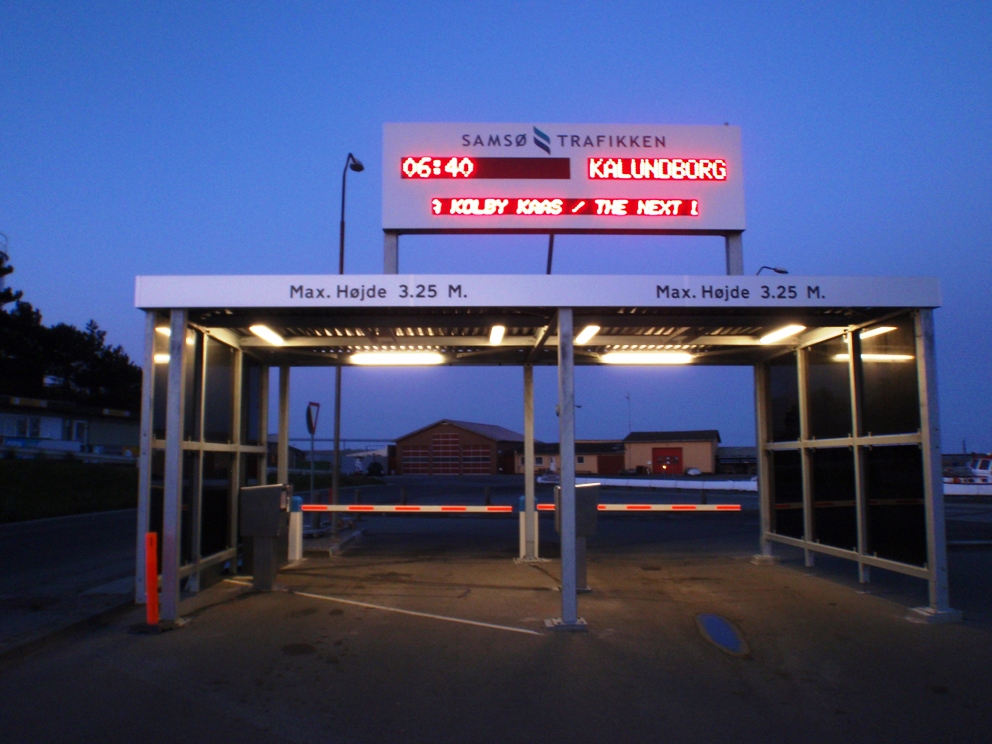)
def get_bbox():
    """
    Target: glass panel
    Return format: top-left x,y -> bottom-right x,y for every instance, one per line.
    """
859,316 -> 920,436
810,448 -> 857,550
149,450 -> 165,569
152,323 -> 170,440
201,452 -> 232,557
242,454 -> 265,487
770,450 -> 803,538
806,336 -> 852,439
180,451 -> 199,565
864,445 -> 927,566
768,353 -> 800,442
241,357 -> 263,446
183,330 -> 203,441
203,338 -> 235,443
